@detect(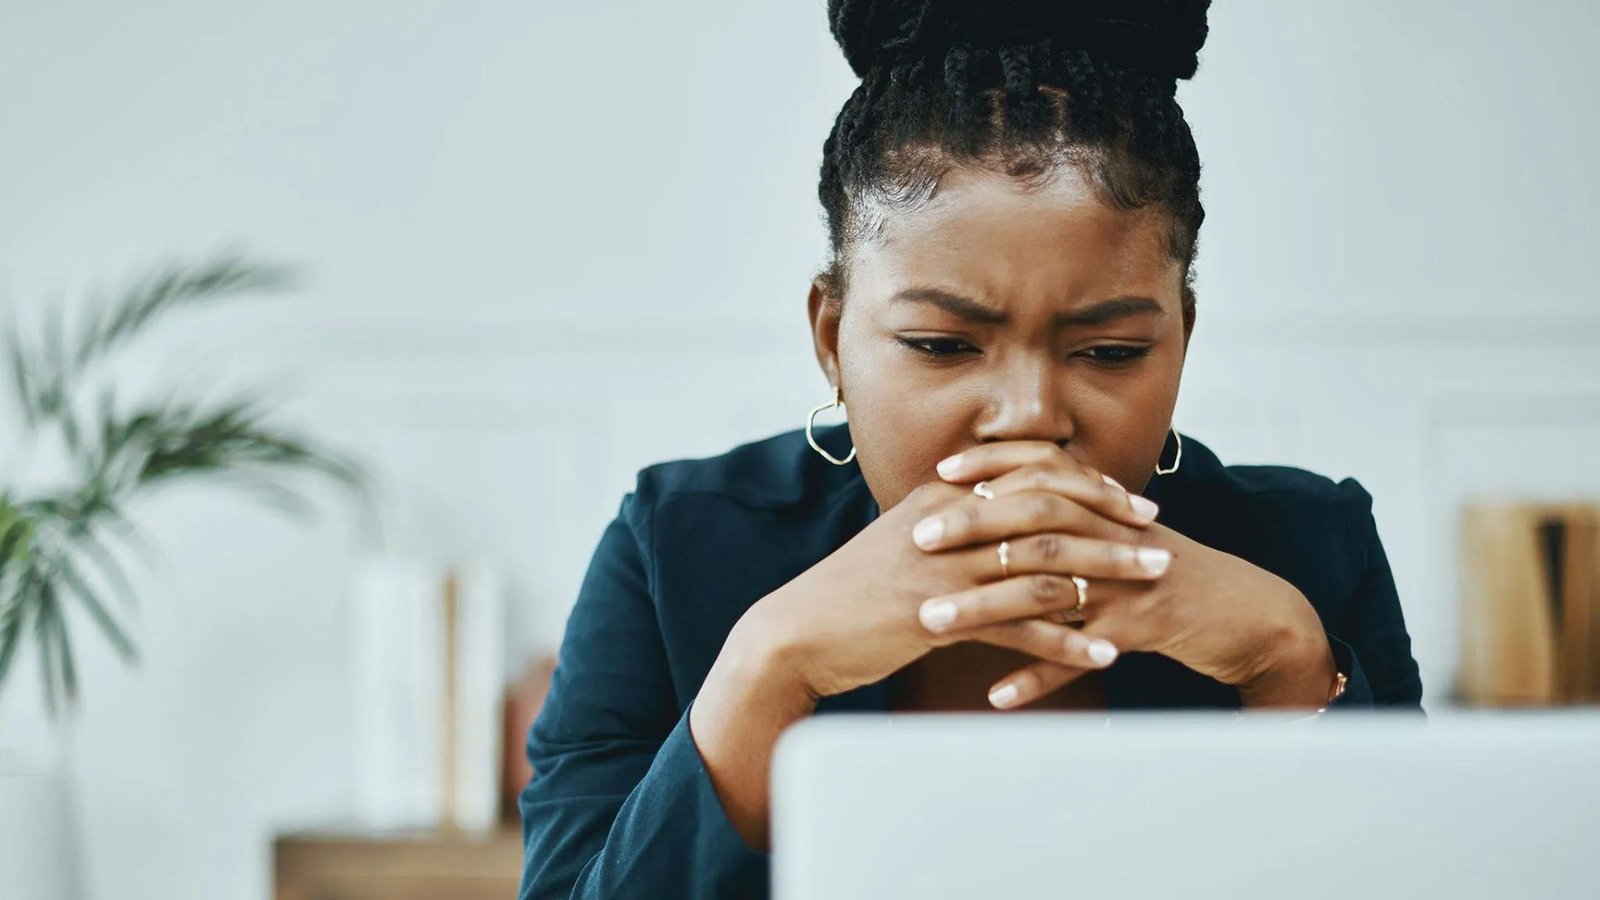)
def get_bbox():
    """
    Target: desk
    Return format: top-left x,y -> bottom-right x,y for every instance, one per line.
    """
273,825 -> 522,900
